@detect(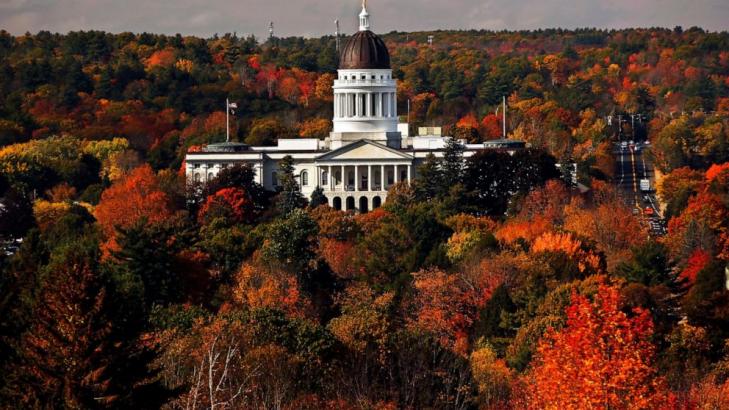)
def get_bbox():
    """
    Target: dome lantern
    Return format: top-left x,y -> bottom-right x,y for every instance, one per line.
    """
359,0 -> 370,31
